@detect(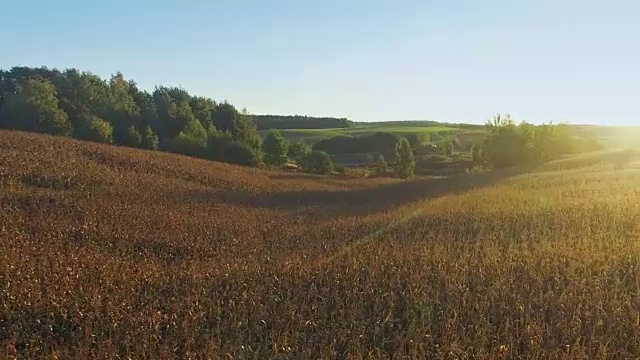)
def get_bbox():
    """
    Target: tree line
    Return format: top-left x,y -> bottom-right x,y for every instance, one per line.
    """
253,115 -> 353,130
0,66 -> 345,174
471,114 -> 604,169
